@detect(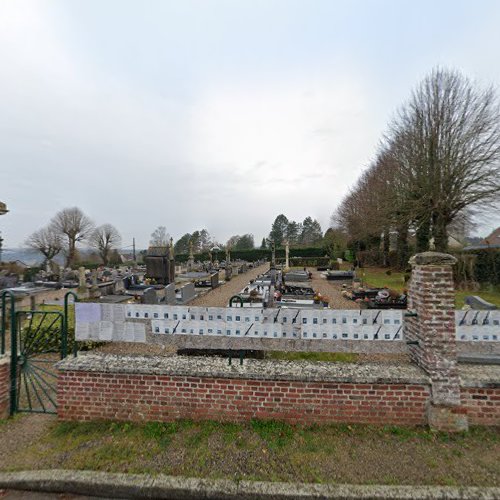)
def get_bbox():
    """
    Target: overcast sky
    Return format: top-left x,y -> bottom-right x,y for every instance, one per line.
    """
1,0 -> 500,248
